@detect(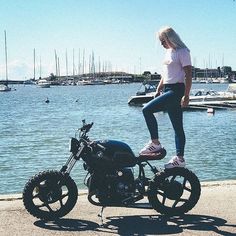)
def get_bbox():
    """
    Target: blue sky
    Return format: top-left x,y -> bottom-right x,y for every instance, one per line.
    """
0,0 -> 236,80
